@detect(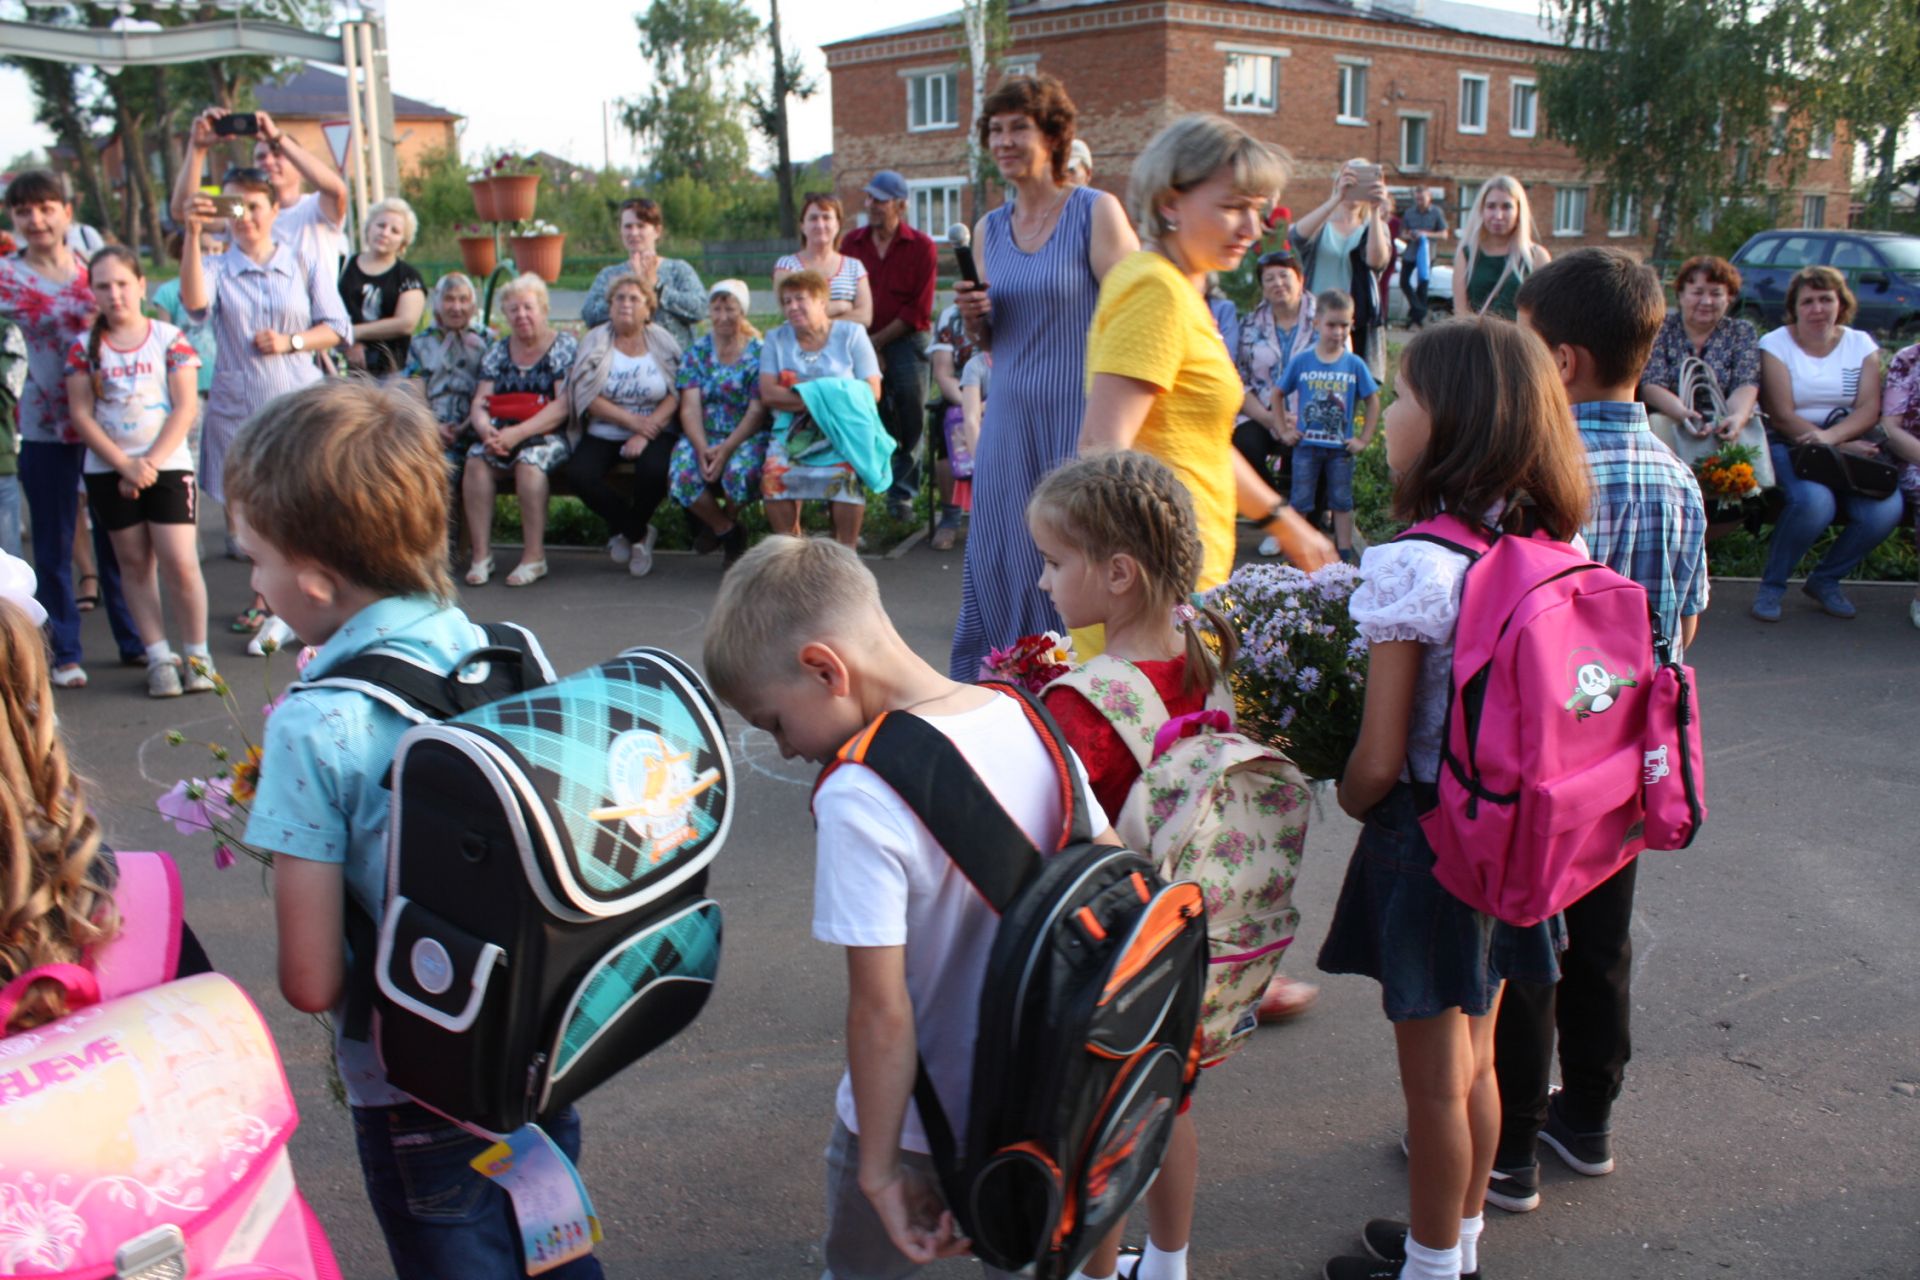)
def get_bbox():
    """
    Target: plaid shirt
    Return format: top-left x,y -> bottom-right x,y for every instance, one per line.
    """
1575,400 -> 1709,643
